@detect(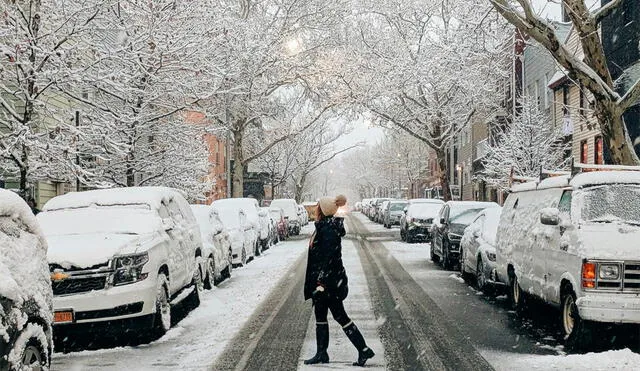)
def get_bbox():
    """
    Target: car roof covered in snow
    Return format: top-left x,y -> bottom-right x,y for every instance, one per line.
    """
42,187 -> 184,211
445,201 -> 499,208
537,175 -> 570,190
571,171 -> 640,188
